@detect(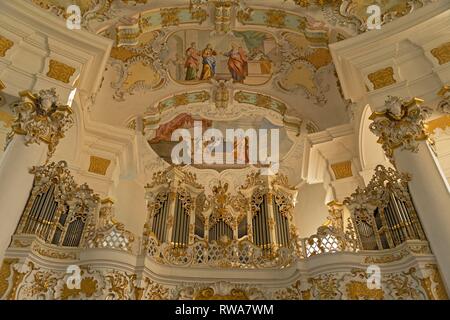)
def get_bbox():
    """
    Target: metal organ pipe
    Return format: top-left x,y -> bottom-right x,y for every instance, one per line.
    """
261,197 -> 266,247
173,197 -> 180,246
397,198 -> 414,237
261,196 -> 267,248
384,202 -> 398,245
41,186 -> 57,241
36,185 -> 54,236
387,197 -> 403,245
273,200 -> 289,247
209,220 -> 233,242
388,197 -> 402,243
274,200 -> 280,246
21,185 -> 59,241
62,218 -> 84,247
251,194 -> 272,248
171,195 -> 190,247
28,193 -> 44,234
152,193 -> 168,243
391,194 -> 409,241
257,204 -> 262,246
178,204 -> 182,246
264,195 -> 270,248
